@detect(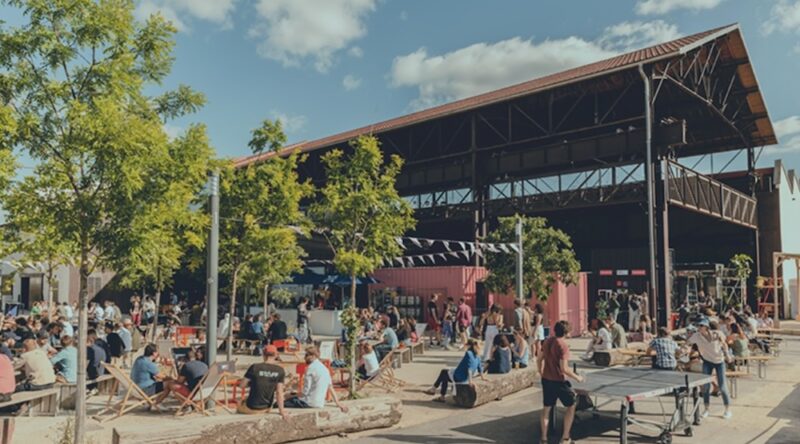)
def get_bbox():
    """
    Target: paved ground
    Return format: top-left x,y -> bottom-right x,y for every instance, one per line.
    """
11,321 -> 800,443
